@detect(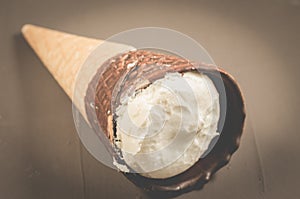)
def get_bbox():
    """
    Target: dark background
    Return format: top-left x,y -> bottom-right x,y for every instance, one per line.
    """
0,0 -> 299,198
